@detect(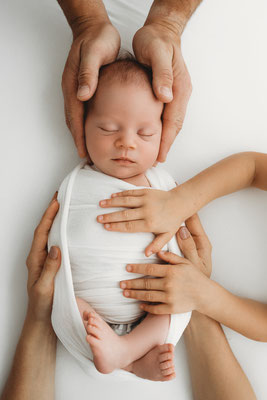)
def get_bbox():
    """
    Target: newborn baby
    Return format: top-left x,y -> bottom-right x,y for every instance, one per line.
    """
49,57 -> 191,381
